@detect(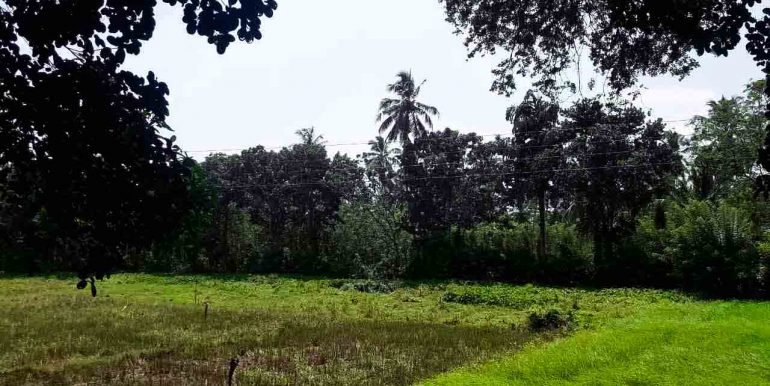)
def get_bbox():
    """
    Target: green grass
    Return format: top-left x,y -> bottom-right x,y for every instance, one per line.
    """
425,301 -> 770,385
0,274 -> 766,385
